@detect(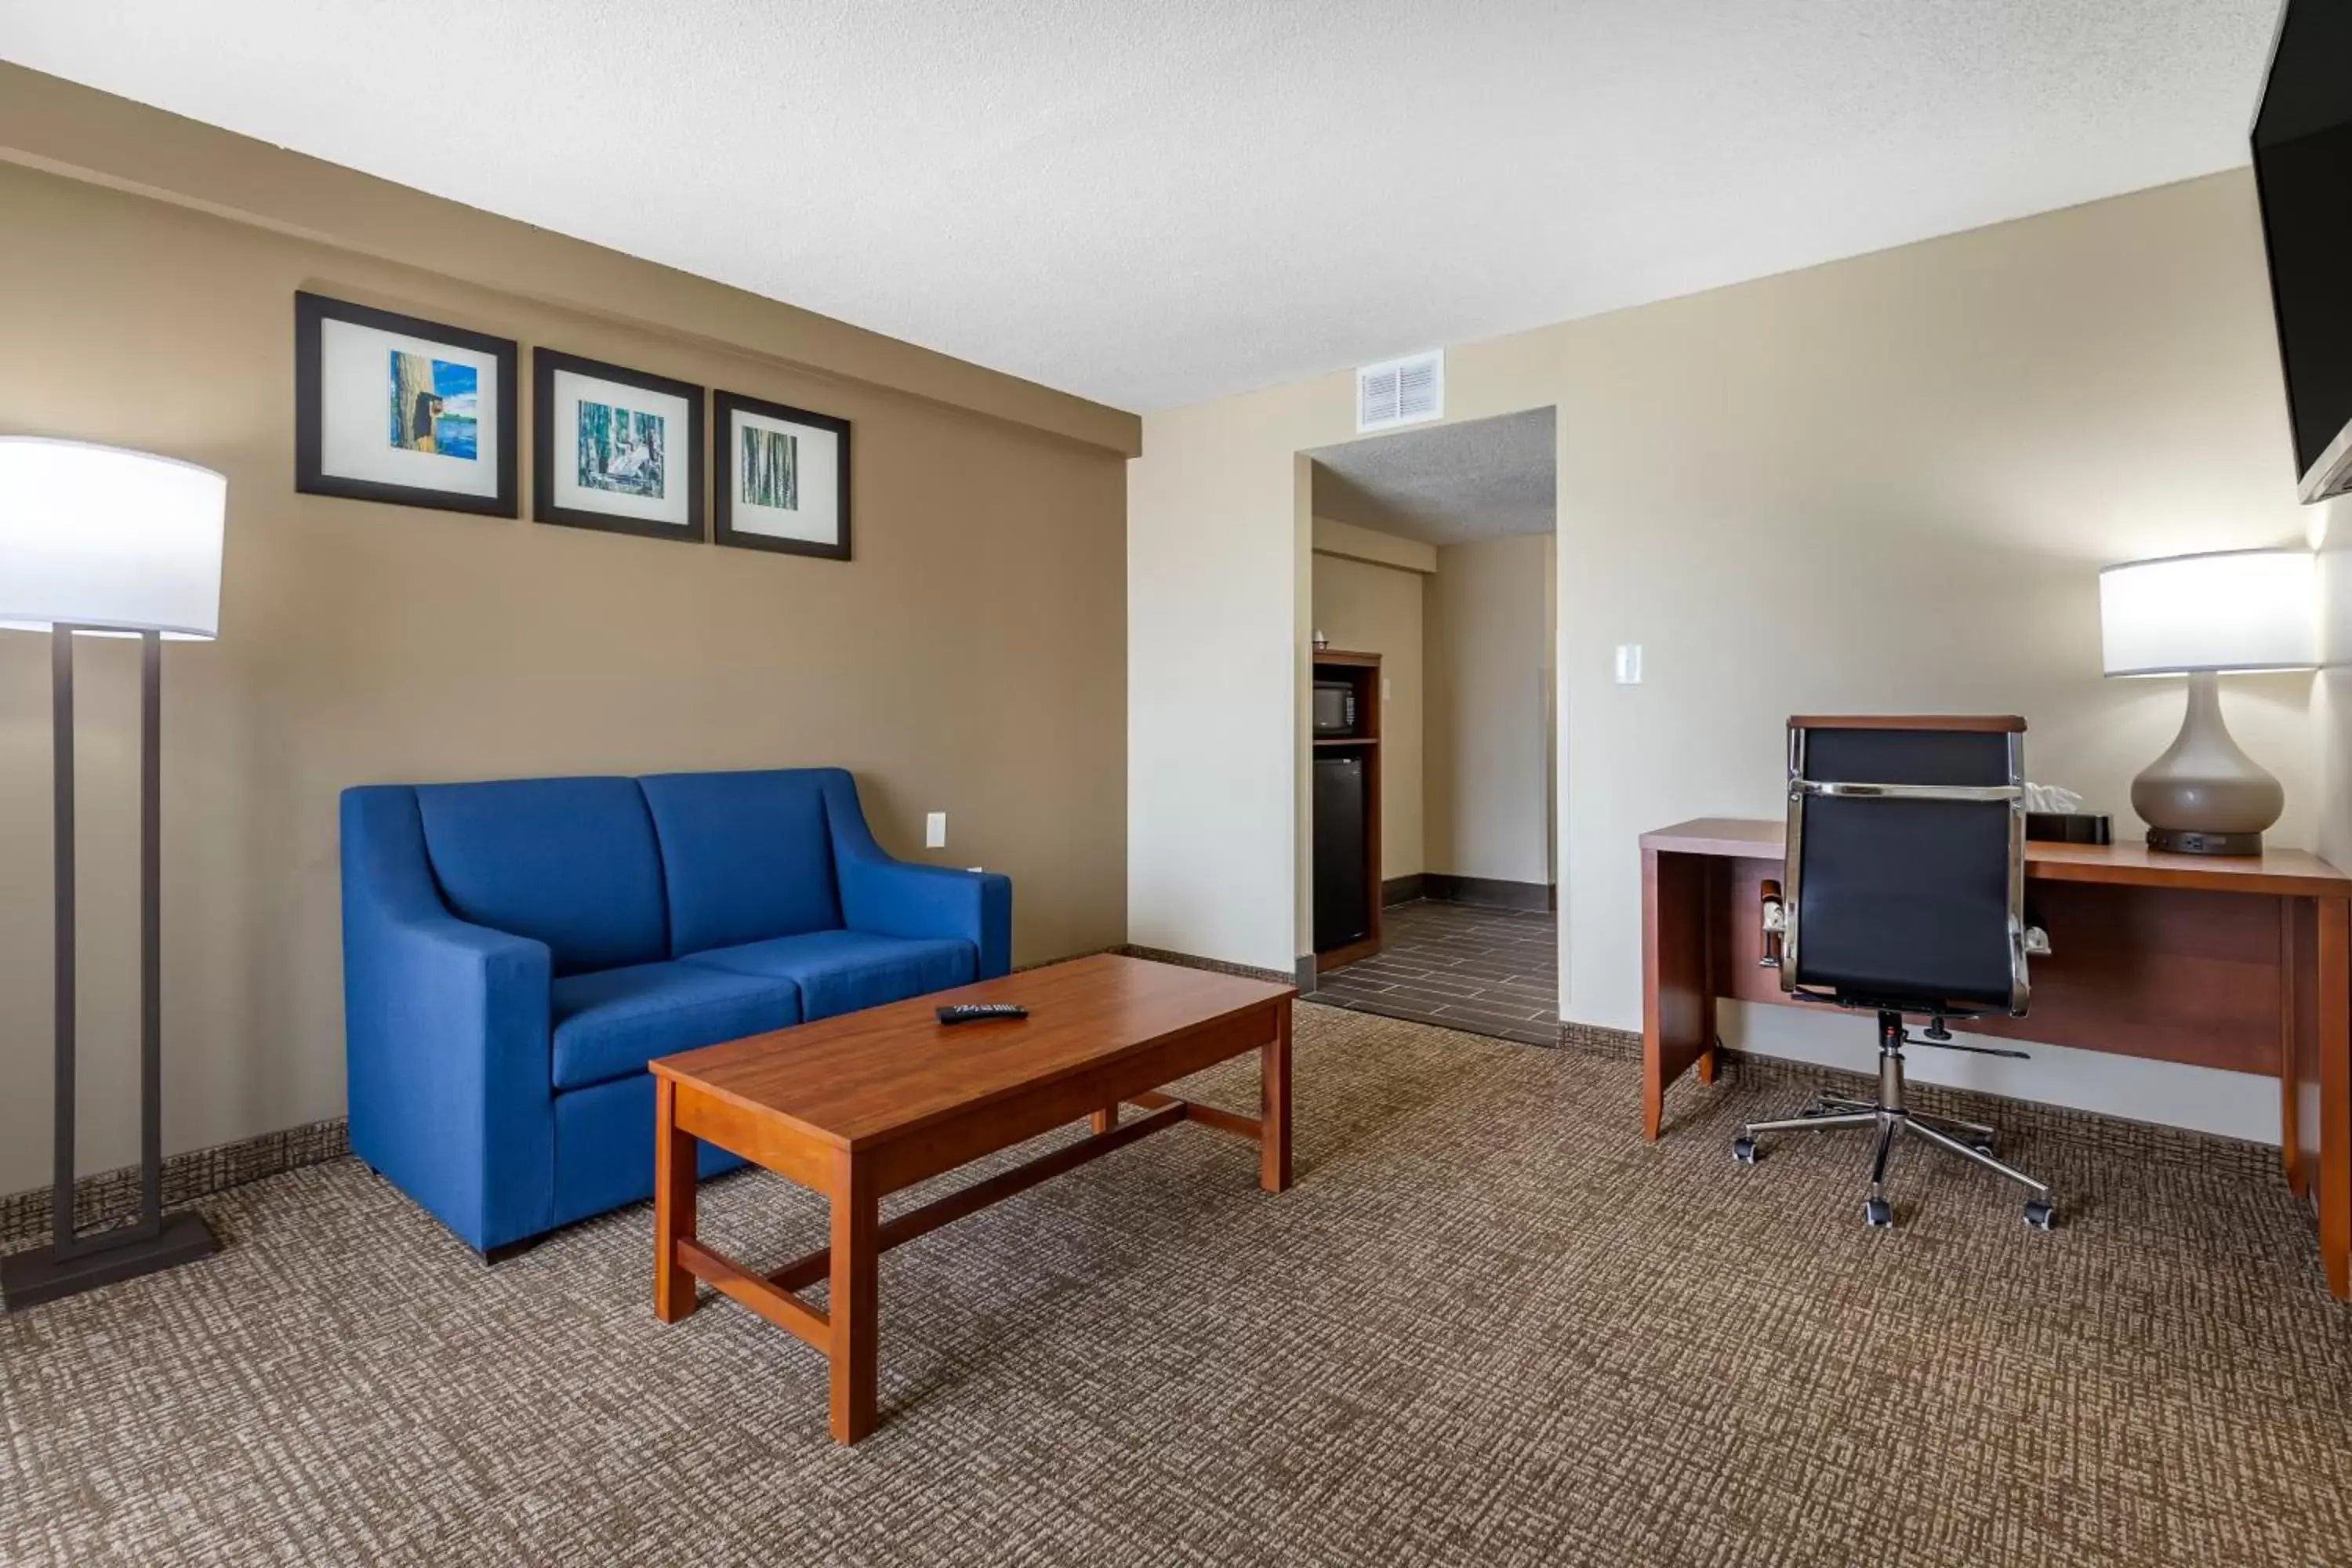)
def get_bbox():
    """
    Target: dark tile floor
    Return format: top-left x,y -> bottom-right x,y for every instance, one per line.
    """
1309,898 -> 1559,1046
